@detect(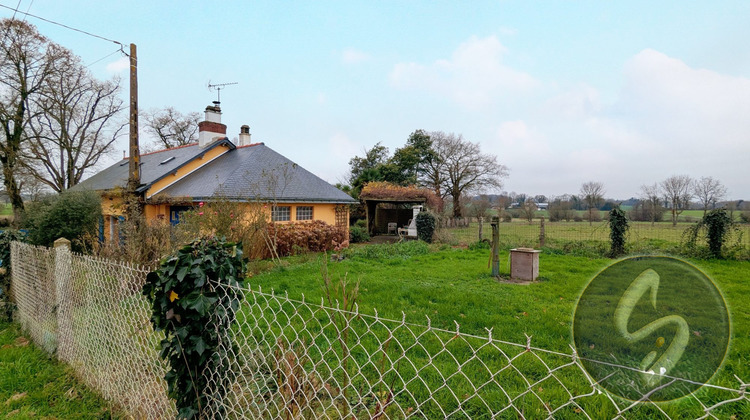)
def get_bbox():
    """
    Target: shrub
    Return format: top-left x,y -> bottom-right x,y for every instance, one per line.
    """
608,206 -> 629,257
267,220 -> 348,257
502,214 -> 512,223
739,212 -> 750,224
0,229 -> 26,320
177,199 -> 268,259
433,229 -> 458,246
416,211 -> 436,243
90,216 -> 177,265
468,240 -> 491,251
354,219 -> 367,228
573,215 -> 583,222
346,241 -> 429,260
684,209 -> 737,259
143,237 -> 245,419
349,225 -> 370,243
22,190 -> 101,252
